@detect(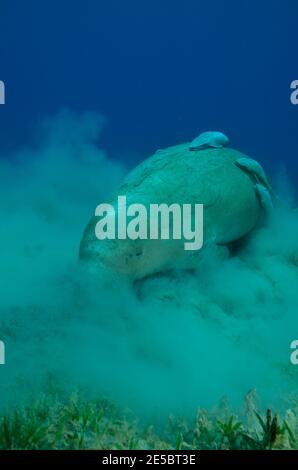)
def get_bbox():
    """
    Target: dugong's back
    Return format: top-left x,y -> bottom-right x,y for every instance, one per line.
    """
114,144 -> 261,243
79,143 -> 262,278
